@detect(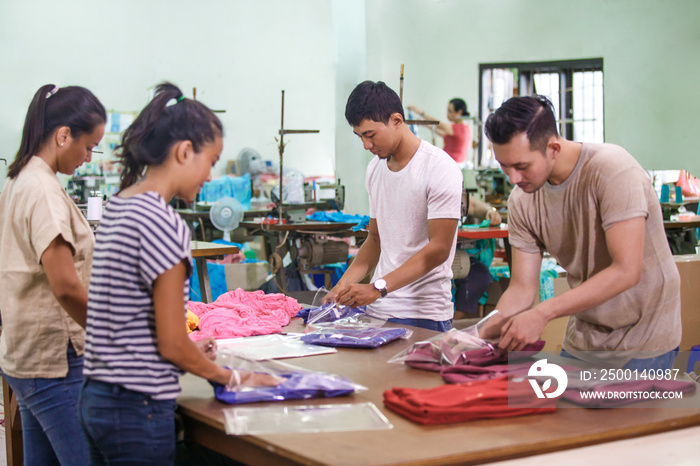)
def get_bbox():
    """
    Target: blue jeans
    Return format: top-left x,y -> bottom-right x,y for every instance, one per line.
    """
1,343 -> 90,466
388,317 -> 453,332
454,258 -> 493,315
78,378 -> 177,465
561,347 -> 679,371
